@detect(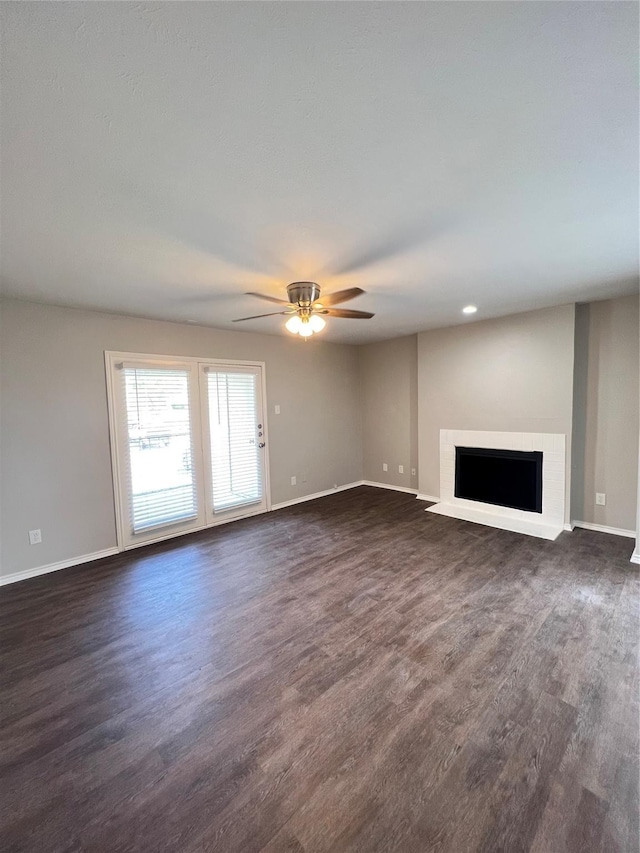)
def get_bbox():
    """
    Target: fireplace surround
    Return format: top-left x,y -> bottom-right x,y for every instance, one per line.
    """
426,429 -> 566,540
